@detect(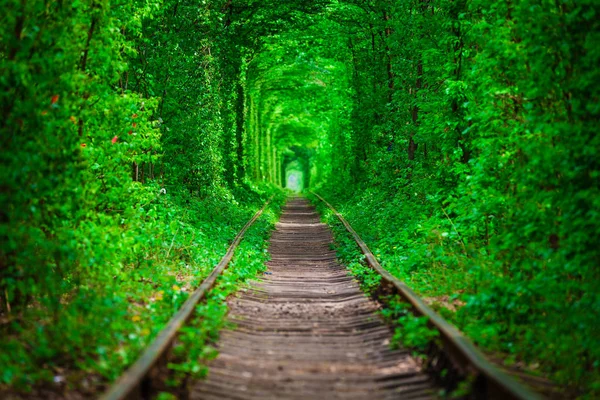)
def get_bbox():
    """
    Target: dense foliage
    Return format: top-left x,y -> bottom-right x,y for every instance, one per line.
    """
311,0 -> 600,395
0,0 -> 286,392
2,0 -> 598,396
